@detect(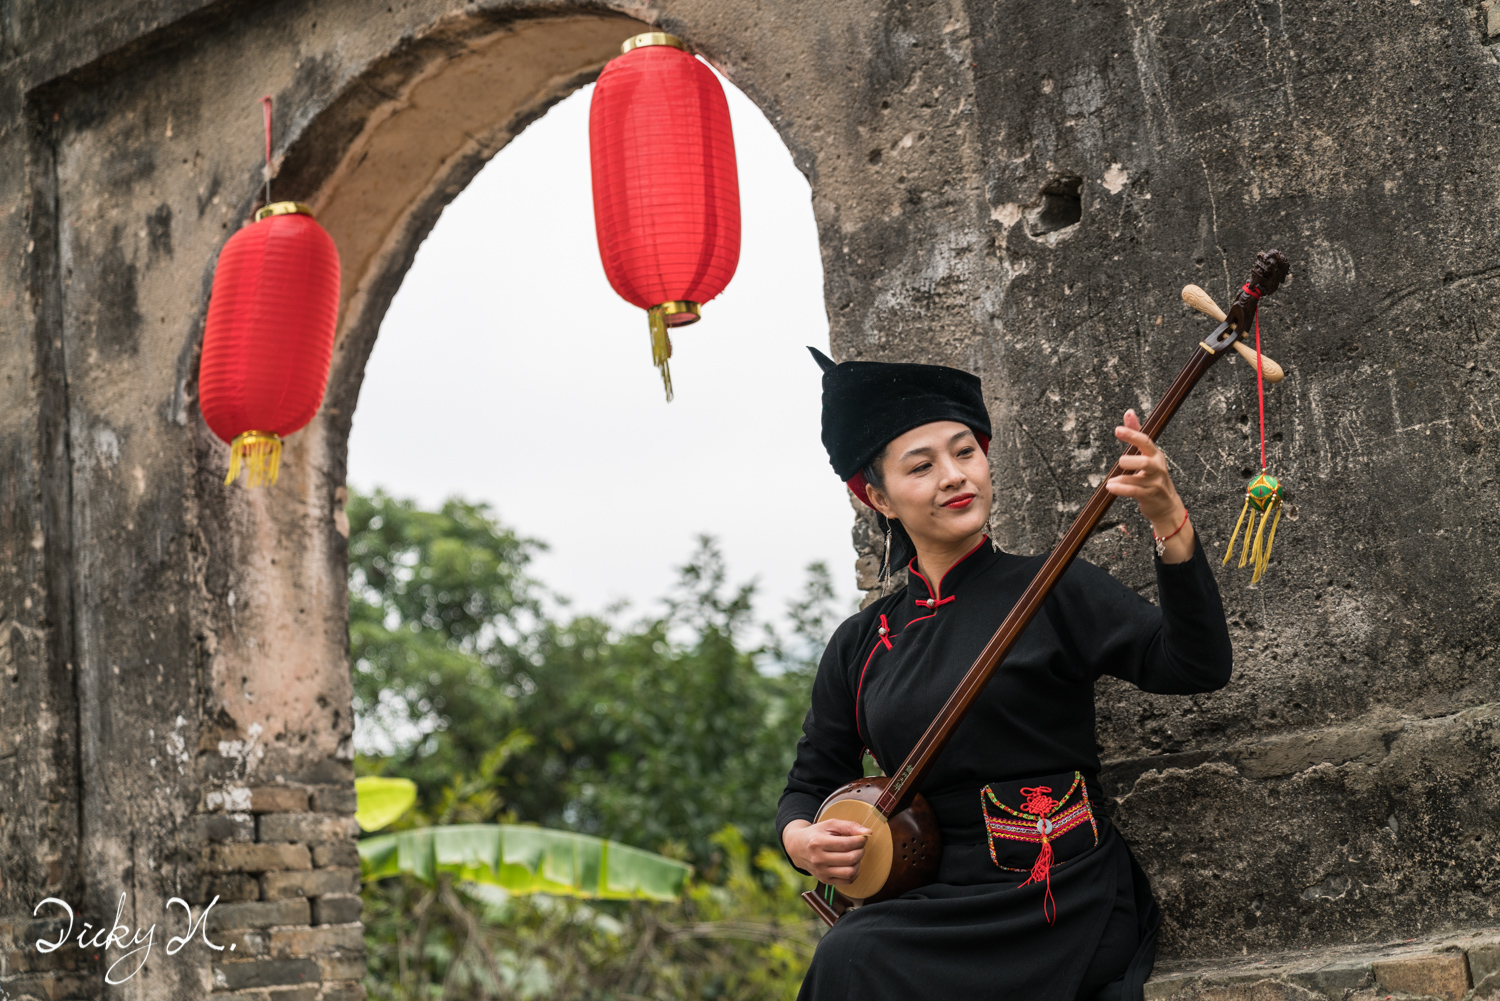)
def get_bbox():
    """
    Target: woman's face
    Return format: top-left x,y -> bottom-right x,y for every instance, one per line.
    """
864,421 -> 993,548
